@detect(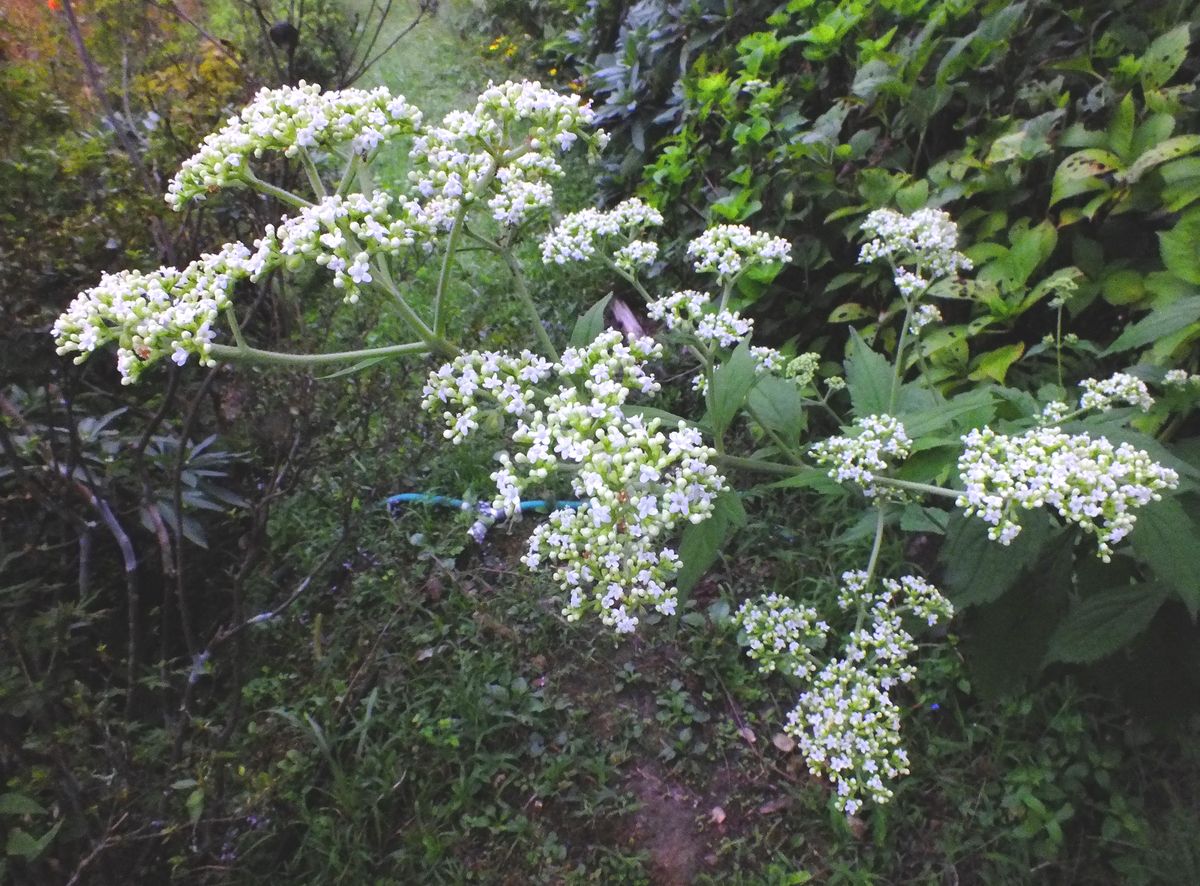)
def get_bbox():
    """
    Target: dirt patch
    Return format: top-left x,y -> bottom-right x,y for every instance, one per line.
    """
624,763 -> 711,885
